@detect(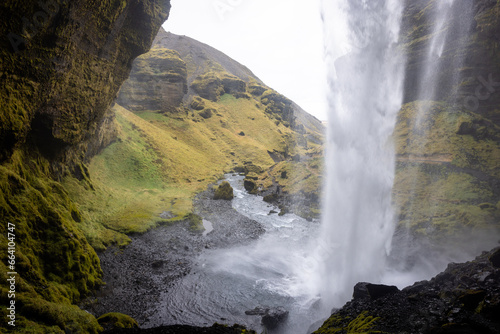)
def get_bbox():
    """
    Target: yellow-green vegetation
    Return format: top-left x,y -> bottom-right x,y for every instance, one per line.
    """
97,312 -> 139,330
65,93 -> 314,247
214,181 -> 234,200
393,101 -> 500,238
191,71 -> 247,102
0,0 -> 170,331
314,312 -> 383,334
0,151 -> 102,333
